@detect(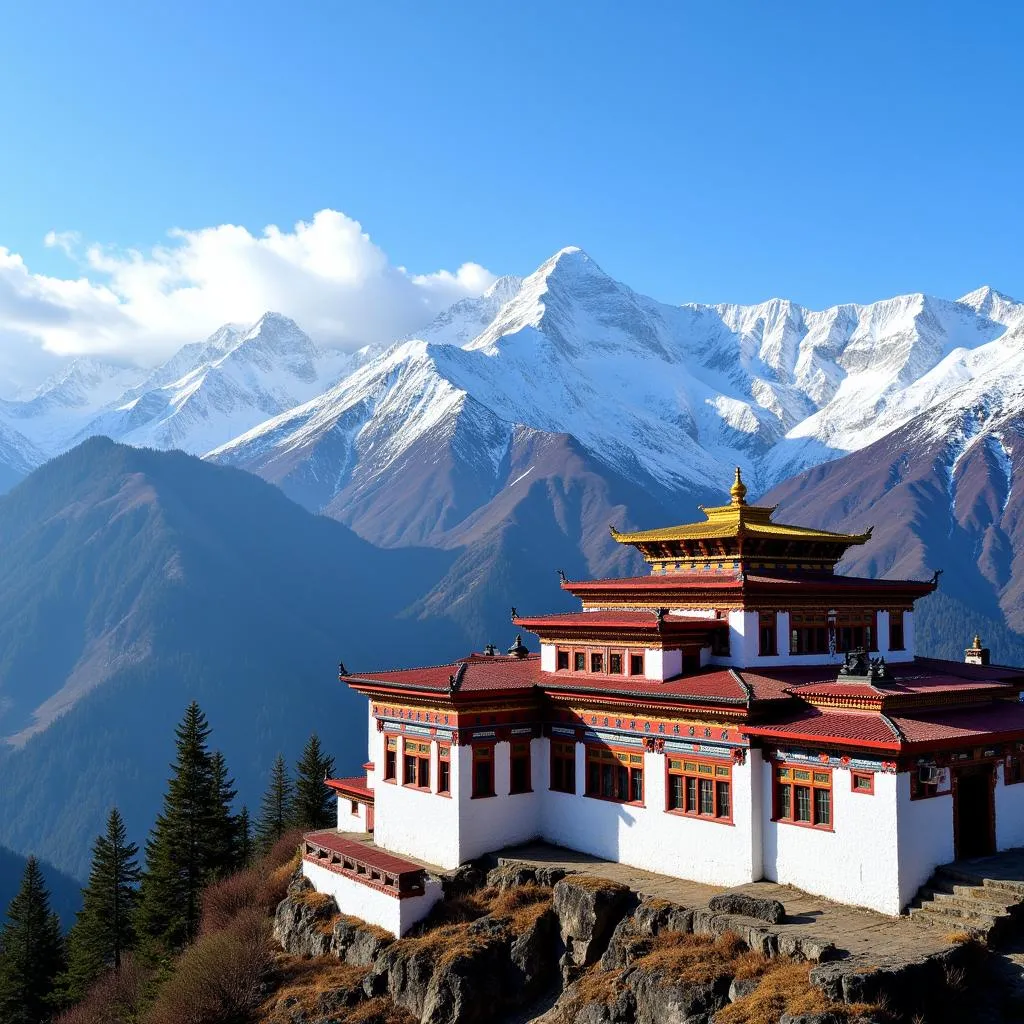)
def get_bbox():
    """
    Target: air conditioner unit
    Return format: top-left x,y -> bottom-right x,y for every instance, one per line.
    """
918,764 -> 940,785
